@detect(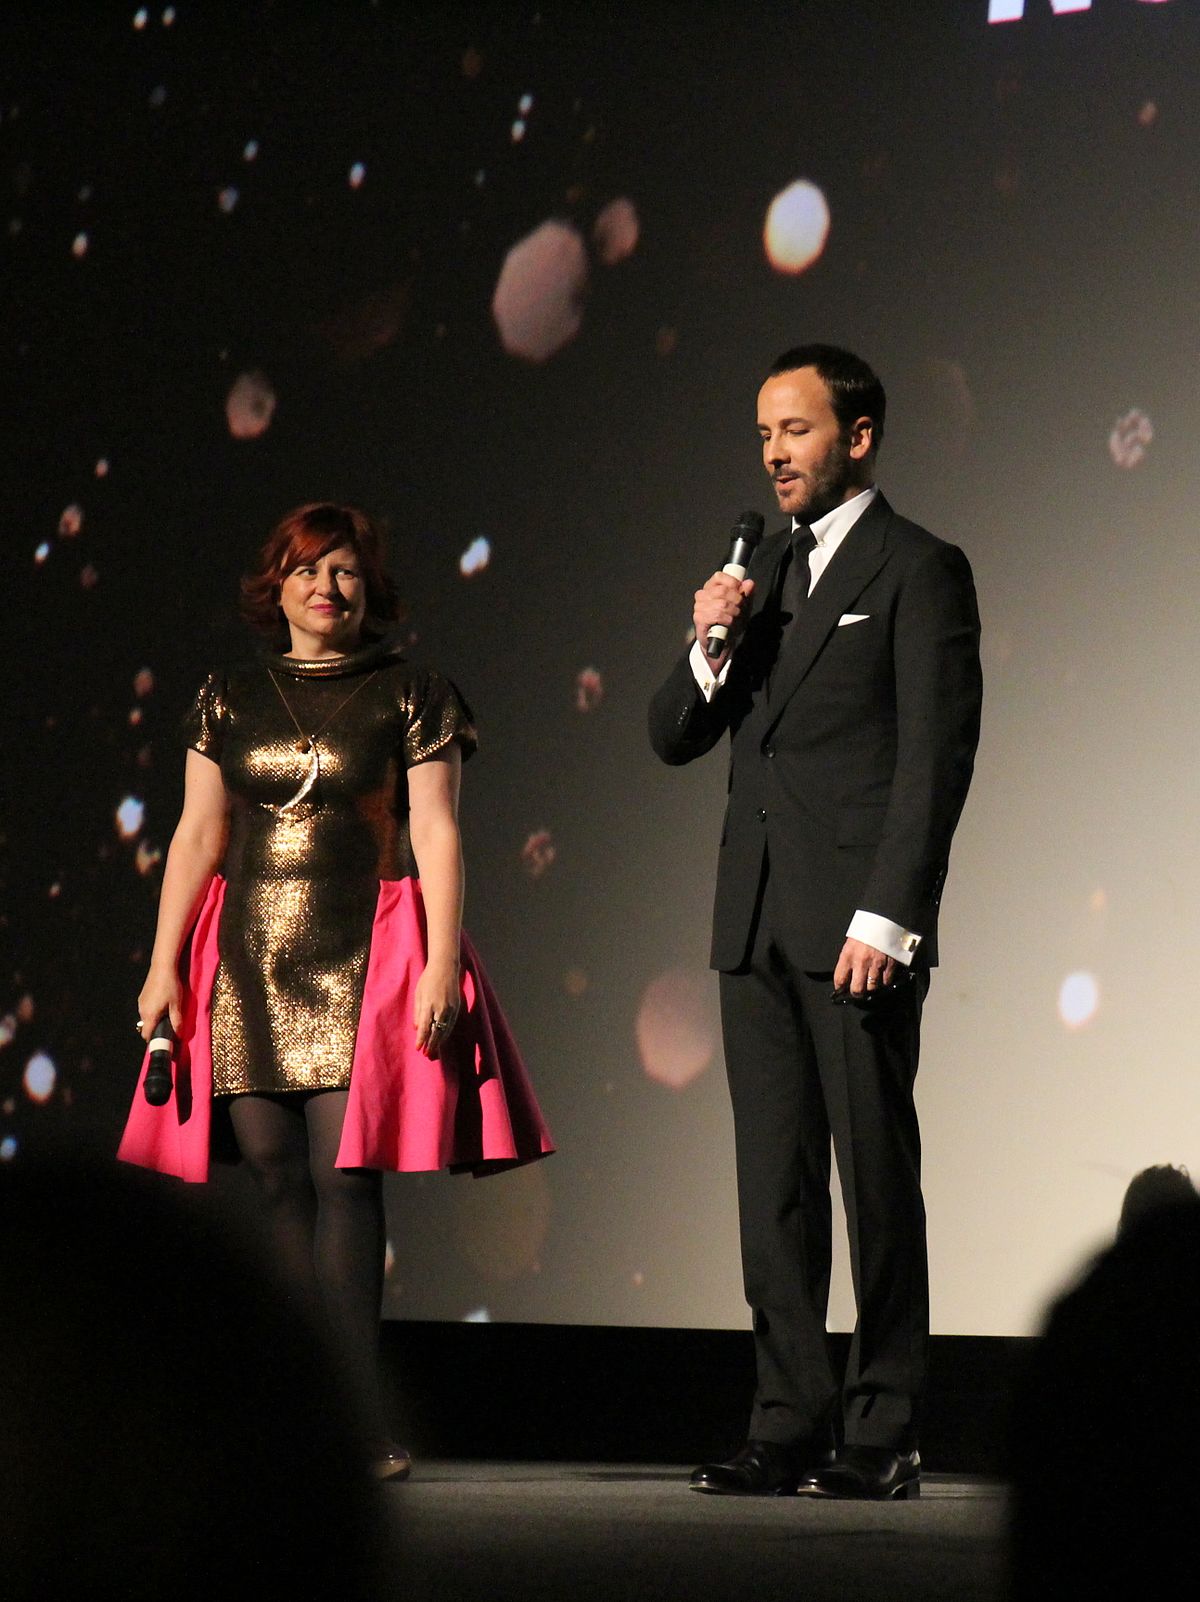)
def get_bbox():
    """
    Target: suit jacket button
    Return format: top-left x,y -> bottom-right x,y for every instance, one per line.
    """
757,807 -> 766,821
